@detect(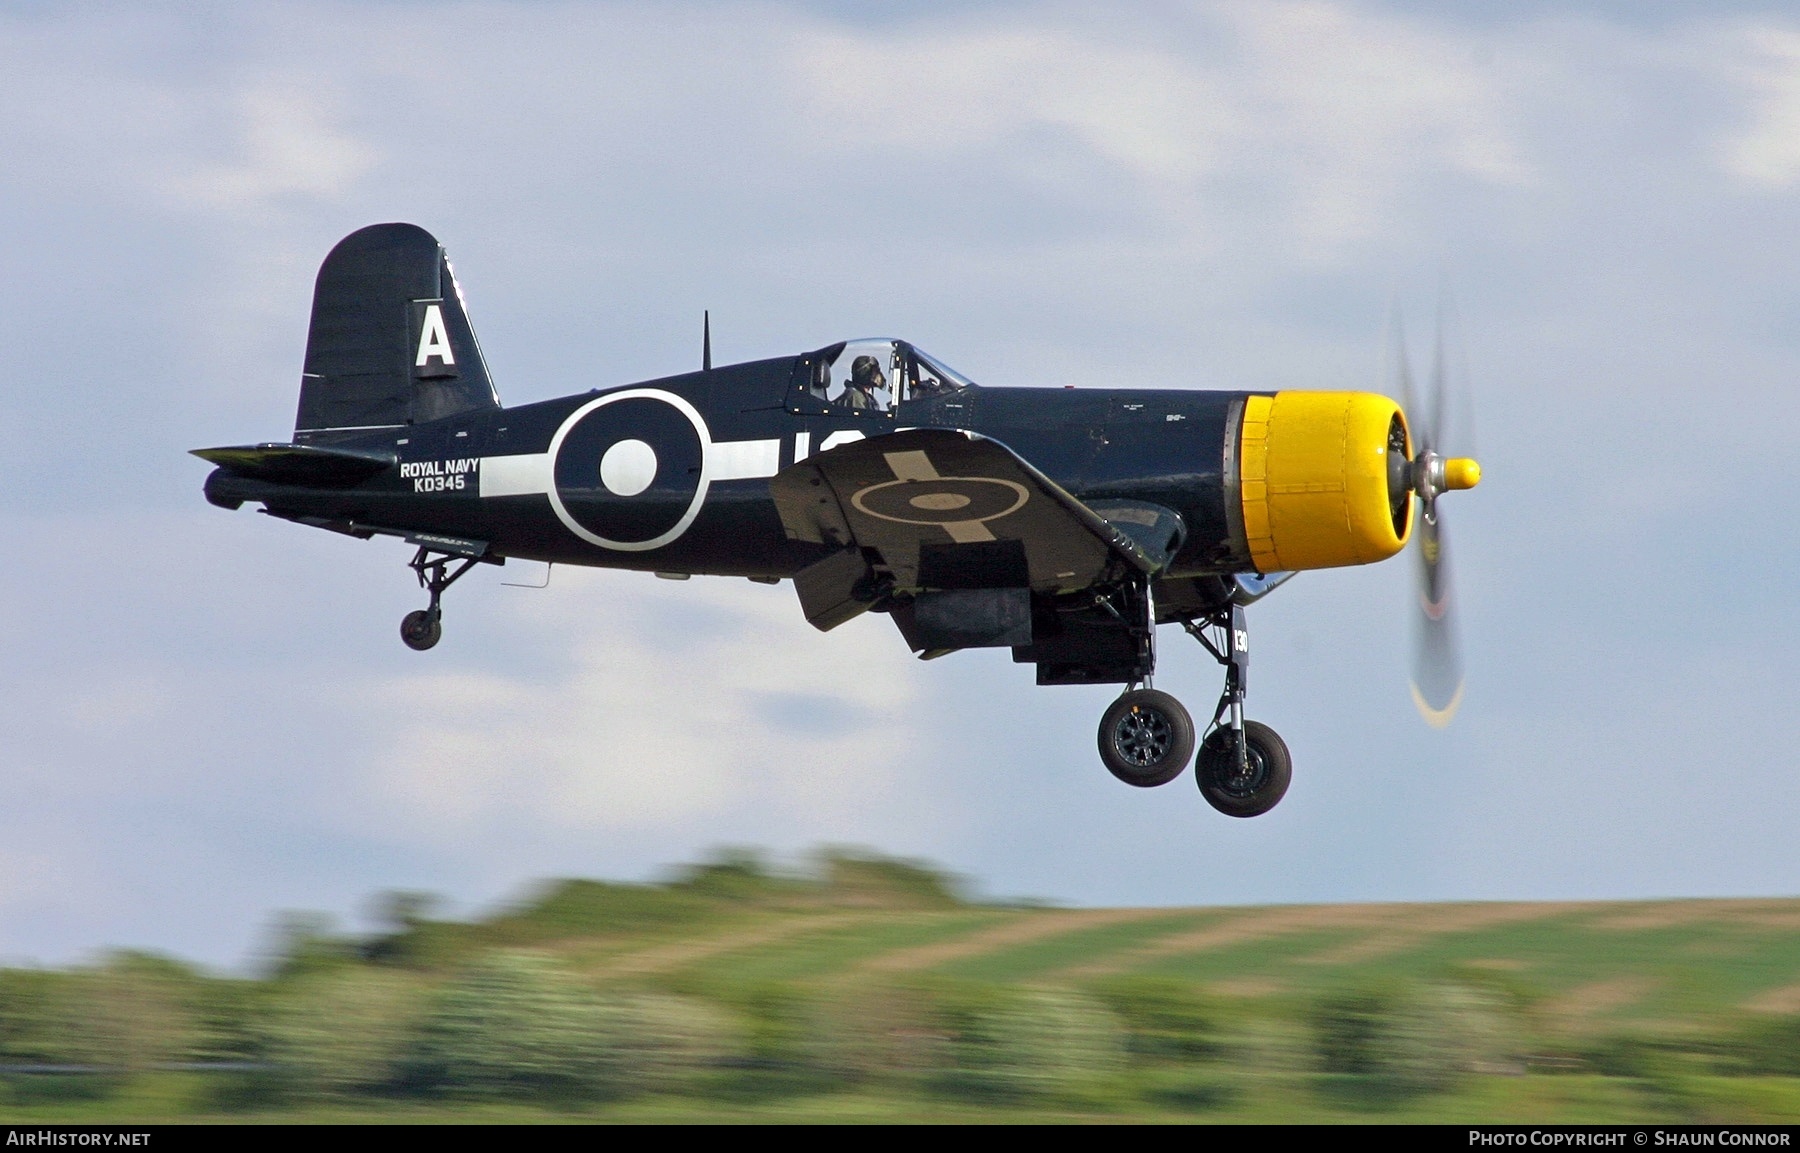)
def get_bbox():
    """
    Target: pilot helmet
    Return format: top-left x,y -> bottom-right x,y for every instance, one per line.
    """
851,355 -> 884,387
